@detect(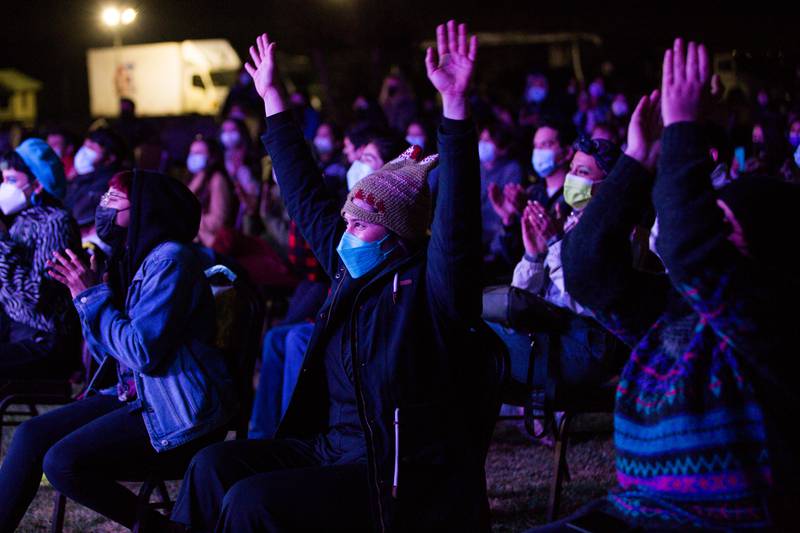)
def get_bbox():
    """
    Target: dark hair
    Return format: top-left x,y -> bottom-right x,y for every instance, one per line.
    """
590,122 -> 620,144
572,136 -> 621,175
87,128 -> 127,164
345,122 -> 374,149
45,127 -> 79,150
365,131 -> 405,165
536,120 -> 576,148
0,150 -> 33,178
485,122 -> 515,151
317,121 -> 343,142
